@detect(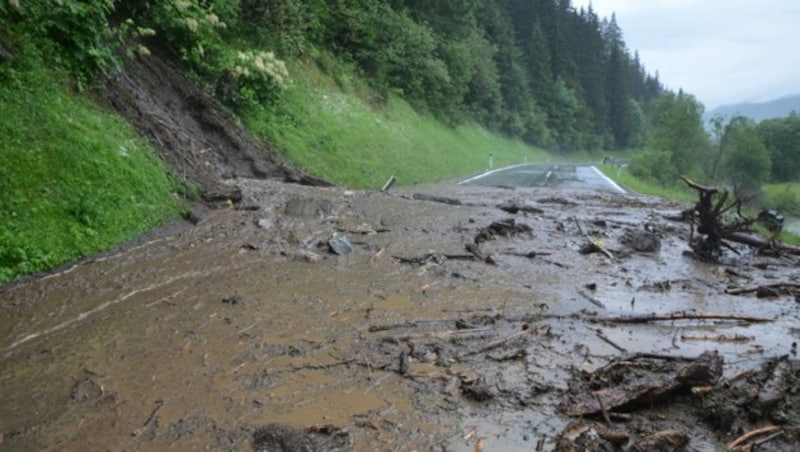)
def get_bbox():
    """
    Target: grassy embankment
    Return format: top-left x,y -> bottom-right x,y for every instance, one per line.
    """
242,58 -> 552,189
0,59 -> 184,285
599,164 -> 800,246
